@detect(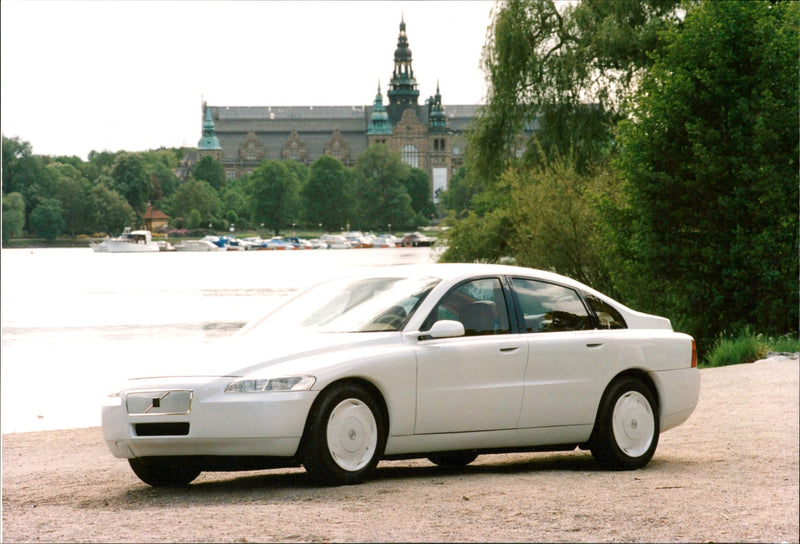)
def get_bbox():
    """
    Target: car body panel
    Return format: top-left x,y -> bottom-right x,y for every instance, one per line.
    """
101,263 -> 700,475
